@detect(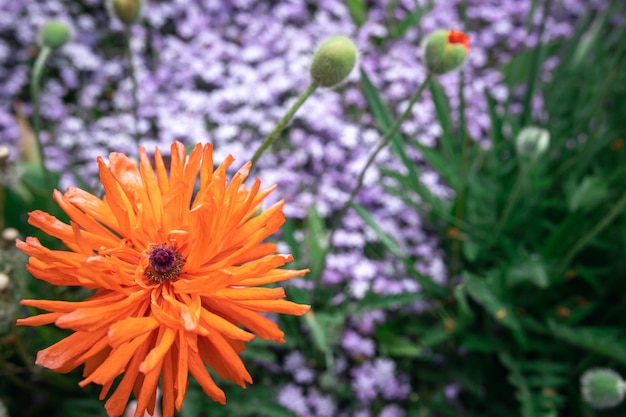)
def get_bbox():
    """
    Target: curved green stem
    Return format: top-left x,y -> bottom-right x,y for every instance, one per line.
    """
326,74 -> 432,248
250,83 -> 318,168
30,46 -> 53,194
125,26 -> 140,147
